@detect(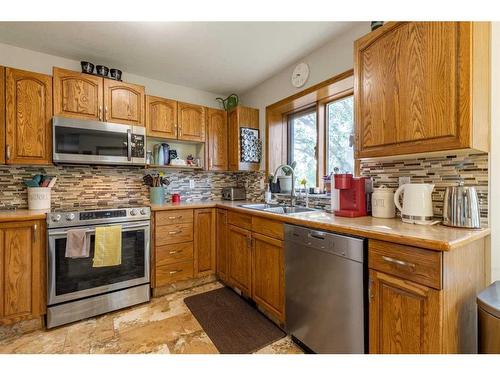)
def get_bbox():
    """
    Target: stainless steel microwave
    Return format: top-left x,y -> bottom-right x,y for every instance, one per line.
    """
52,116 -> 145,166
